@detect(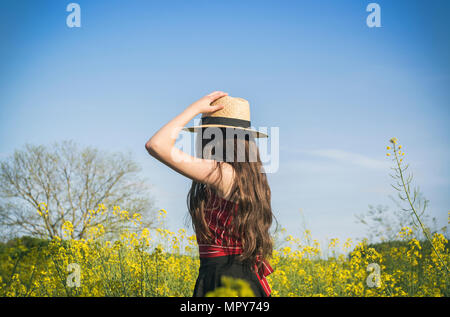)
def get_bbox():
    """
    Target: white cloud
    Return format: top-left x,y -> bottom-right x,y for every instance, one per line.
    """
284,148 -> 390,170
